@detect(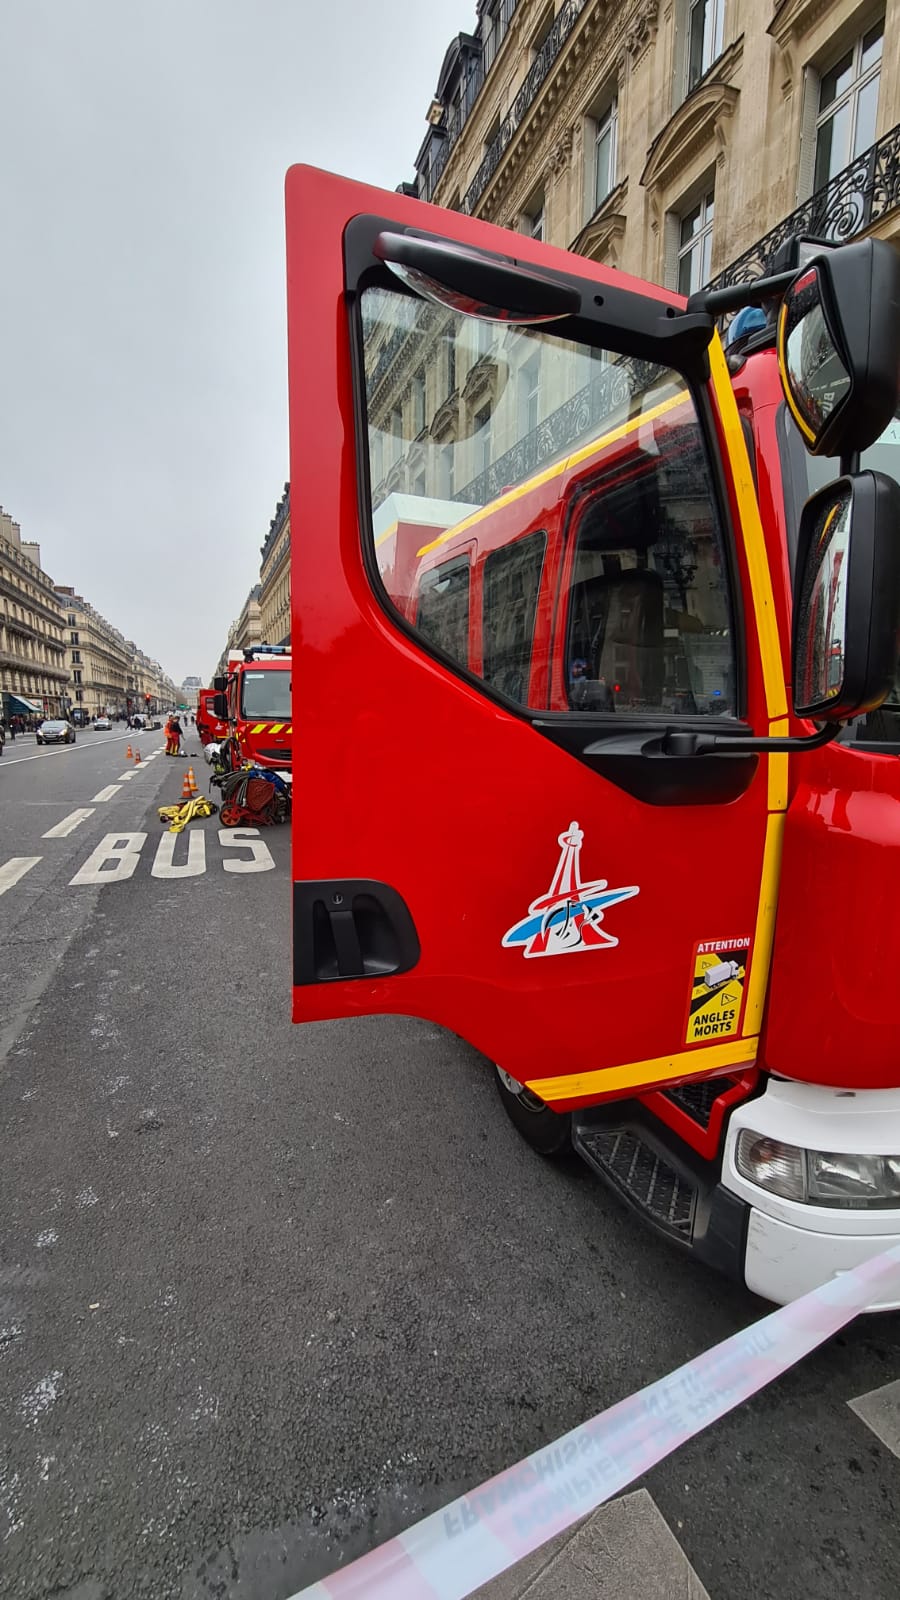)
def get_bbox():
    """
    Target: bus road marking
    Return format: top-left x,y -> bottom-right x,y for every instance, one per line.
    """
68,829 -> 276,886
91,785 -> 121,802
